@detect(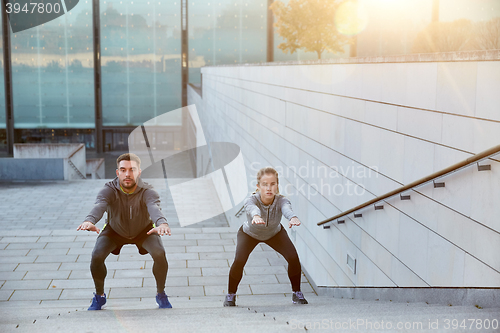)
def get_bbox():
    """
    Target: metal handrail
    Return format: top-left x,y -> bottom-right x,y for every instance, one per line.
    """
235,205 -> 245,217
68,143 -> 85,159
68,159 -> 86,180
317,144 -> 500,226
